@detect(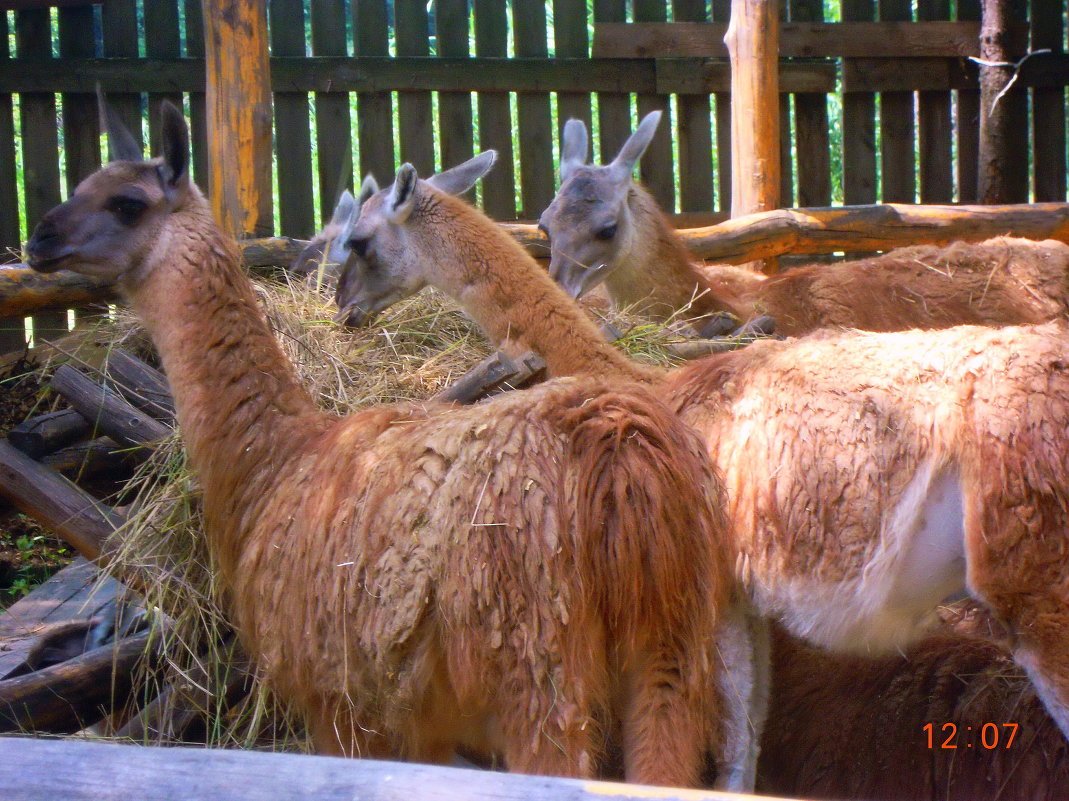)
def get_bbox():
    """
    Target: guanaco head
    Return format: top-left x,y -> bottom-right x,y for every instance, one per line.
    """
26,96 -> 192,283
289,188 -> 361,279
333,151 -> 497,327
538,110 -> 661,299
